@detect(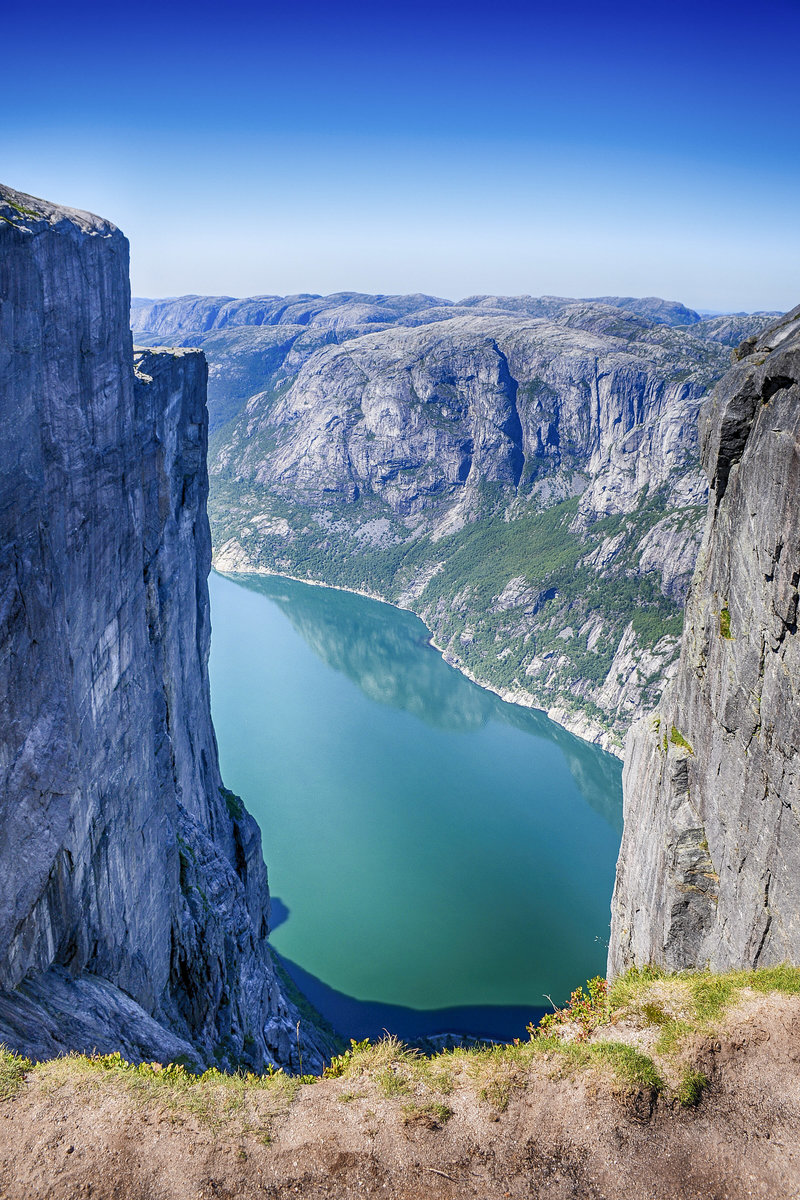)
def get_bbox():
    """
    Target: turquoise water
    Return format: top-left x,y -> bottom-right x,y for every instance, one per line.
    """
208,571 -> 622,1039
